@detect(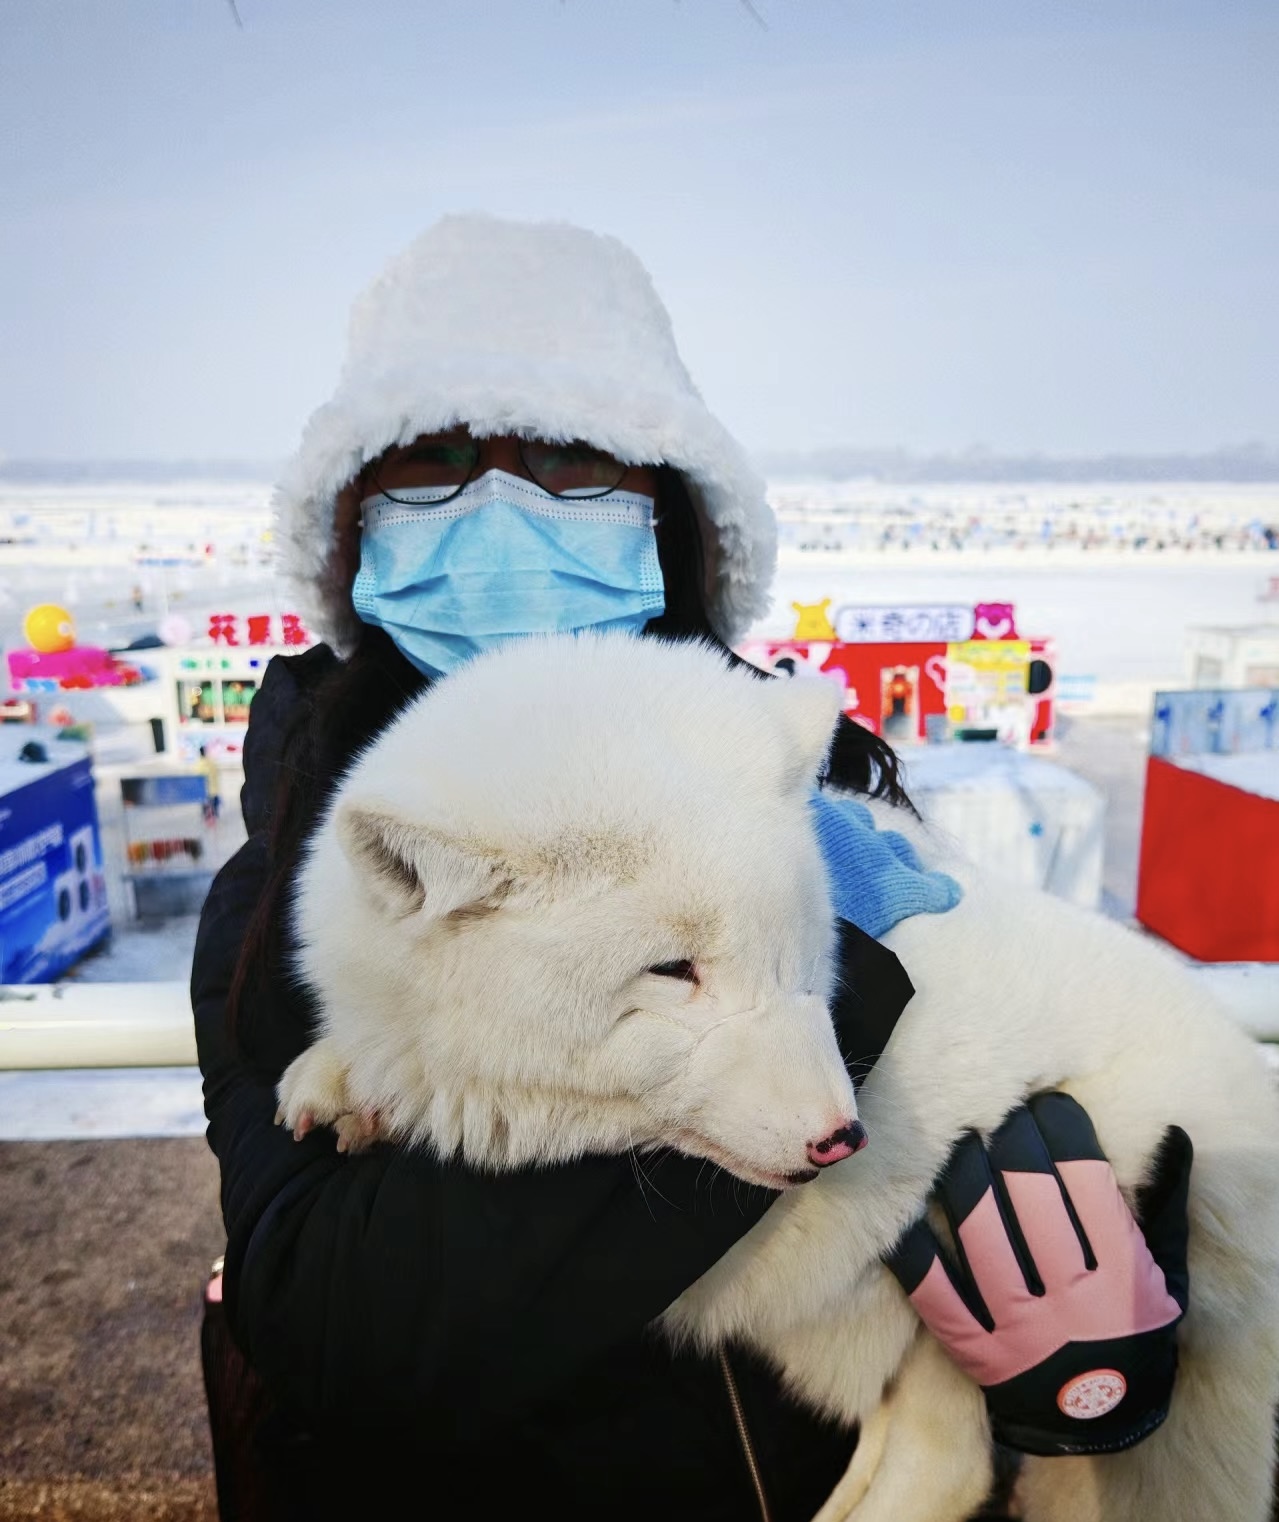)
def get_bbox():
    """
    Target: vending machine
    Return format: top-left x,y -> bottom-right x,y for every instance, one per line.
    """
0,730 -> 111,983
